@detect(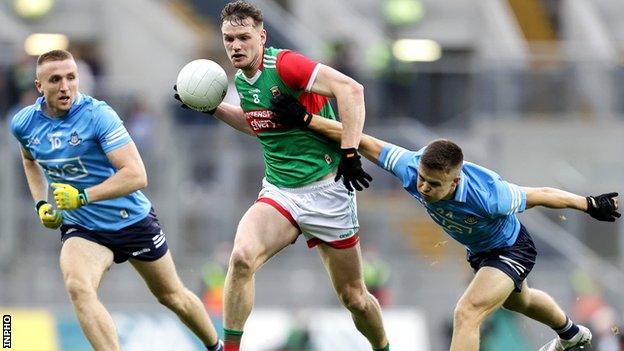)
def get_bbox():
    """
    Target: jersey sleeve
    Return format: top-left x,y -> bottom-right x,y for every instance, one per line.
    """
94,104 -> 132,153
9,114 -> 23,142
9,109 -> 29,148
484,179 -> 527,217
275,50 -> 320,92
377,143 -> 418,188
